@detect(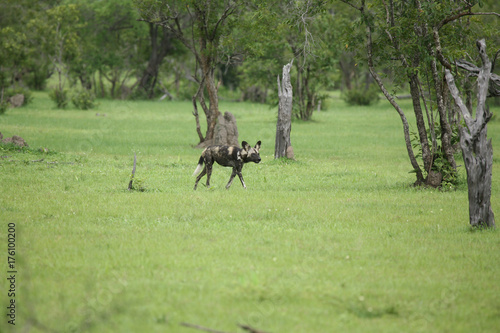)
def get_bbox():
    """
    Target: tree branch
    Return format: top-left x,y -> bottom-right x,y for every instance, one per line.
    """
456,60 -> 500,96
432,27 -> 453,70
212,2 -> 239,41
180,322 -> 230,333
378,0 -> 410,69
433,9 -> 499,70
238,324 -> 270,333
436,11 -> 500,31
381,0 -> 391,27
127,152 -> 137,191
475,39 -> 492,126
339,0 -> 362,11
492,48 -> 500,71
445,69 -> 474,131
